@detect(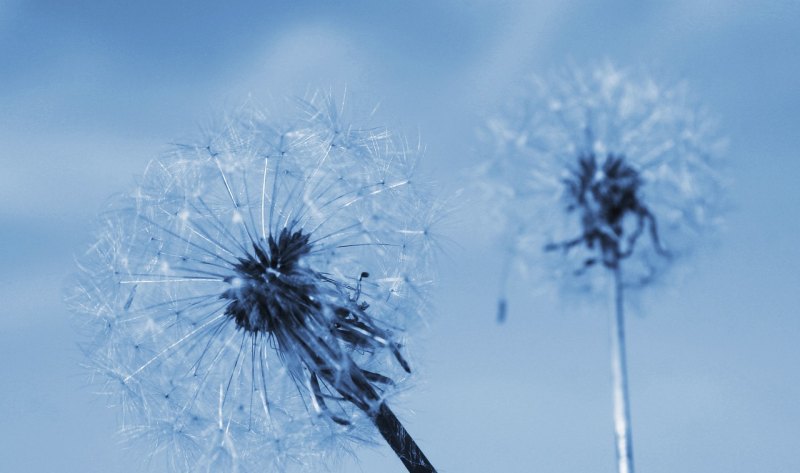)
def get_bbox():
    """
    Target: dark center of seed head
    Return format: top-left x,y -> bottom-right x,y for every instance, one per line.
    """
567,153 -> 643,234
222,228 -> 315,334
